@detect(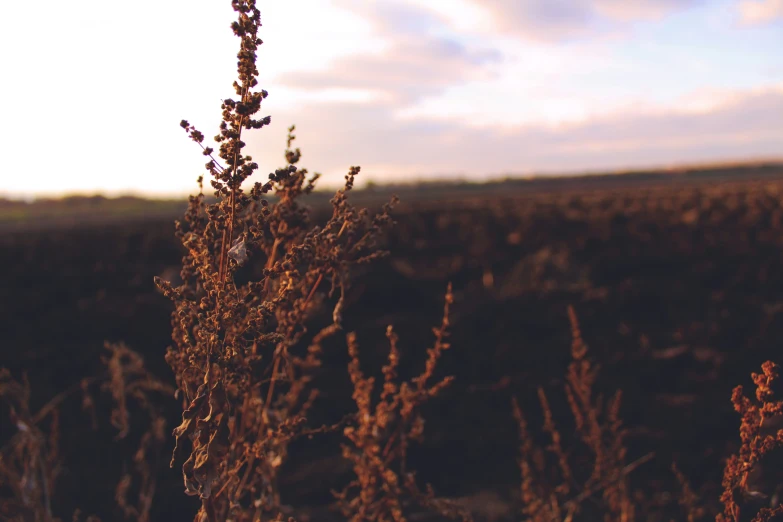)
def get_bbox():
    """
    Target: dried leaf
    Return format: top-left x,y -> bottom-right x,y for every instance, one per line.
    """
228,238 -> 248,266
